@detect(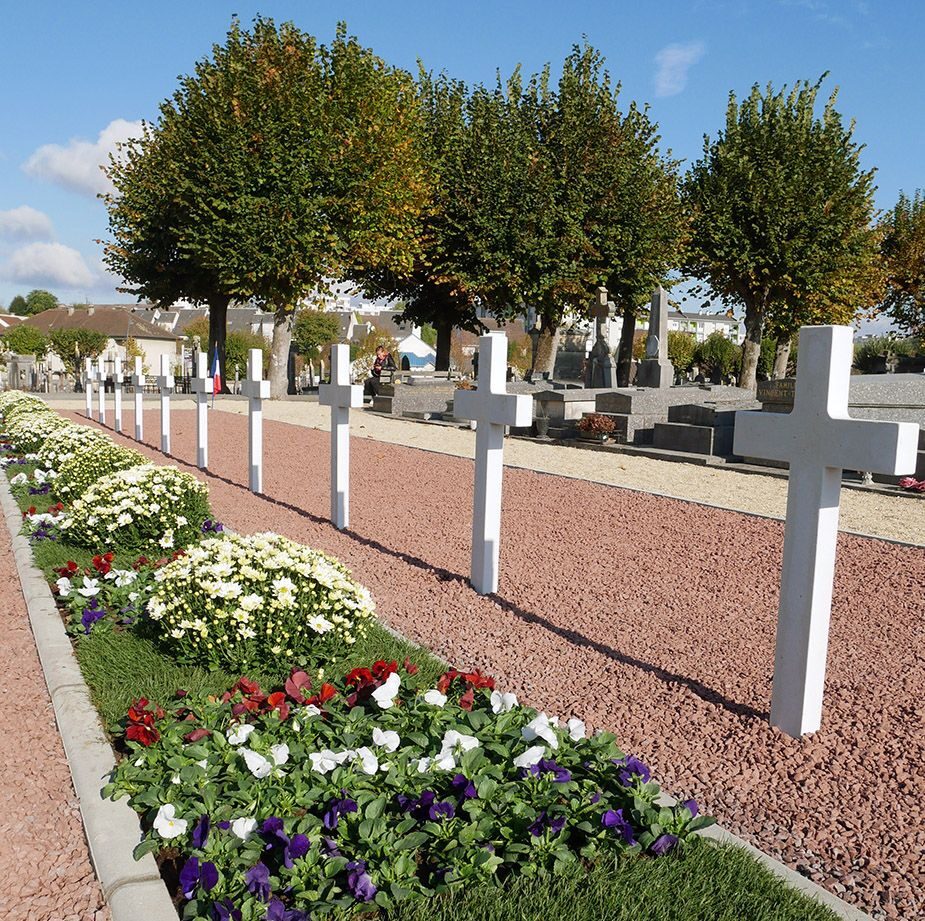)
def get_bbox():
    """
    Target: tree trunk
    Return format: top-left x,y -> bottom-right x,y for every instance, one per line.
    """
740,309 -> 764,391
269,308 -> 293,399
533,324 -> 560,378
207,294 -> 231,393
434,318 -> 453,372
772,337 -> 792,380
616,303 -> 636,387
